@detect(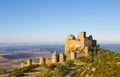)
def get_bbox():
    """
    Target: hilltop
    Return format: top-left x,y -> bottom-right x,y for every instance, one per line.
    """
1,32 -> 120,77
1,47 -> 120,77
